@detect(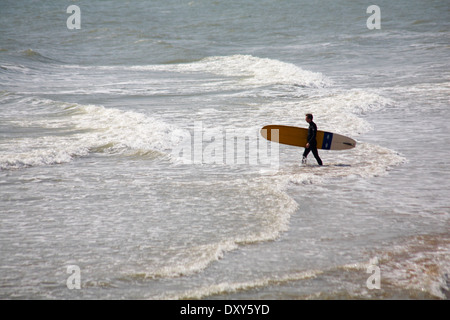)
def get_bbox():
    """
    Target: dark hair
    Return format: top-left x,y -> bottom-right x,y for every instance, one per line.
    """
305,113 -> 313,120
